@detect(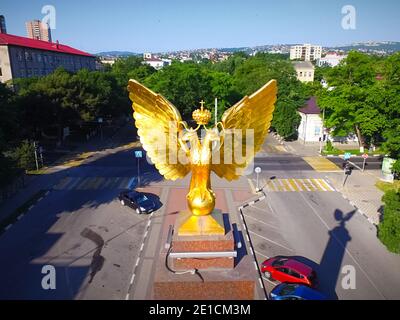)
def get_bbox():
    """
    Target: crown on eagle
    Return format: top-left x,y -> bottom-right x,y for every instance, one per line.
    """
192,100 -> 211,125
